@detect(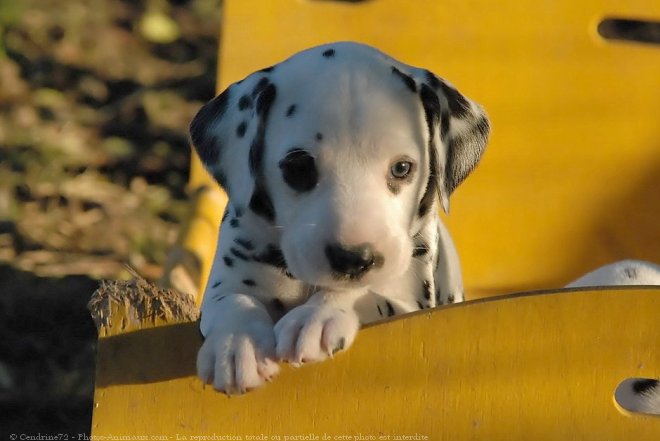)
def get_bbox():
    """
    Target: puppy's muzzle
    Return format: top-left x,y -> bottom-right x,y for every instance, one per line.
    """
325,243 -> 384,279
